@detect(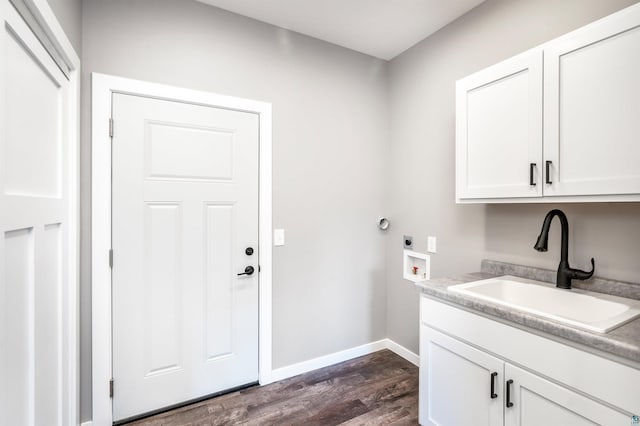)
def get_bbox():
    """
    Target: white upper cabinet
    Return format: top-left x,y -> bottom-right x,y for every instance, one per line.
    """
456,3 -> 640,203
544,6 -> 640,197
456,50 -> 543,200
